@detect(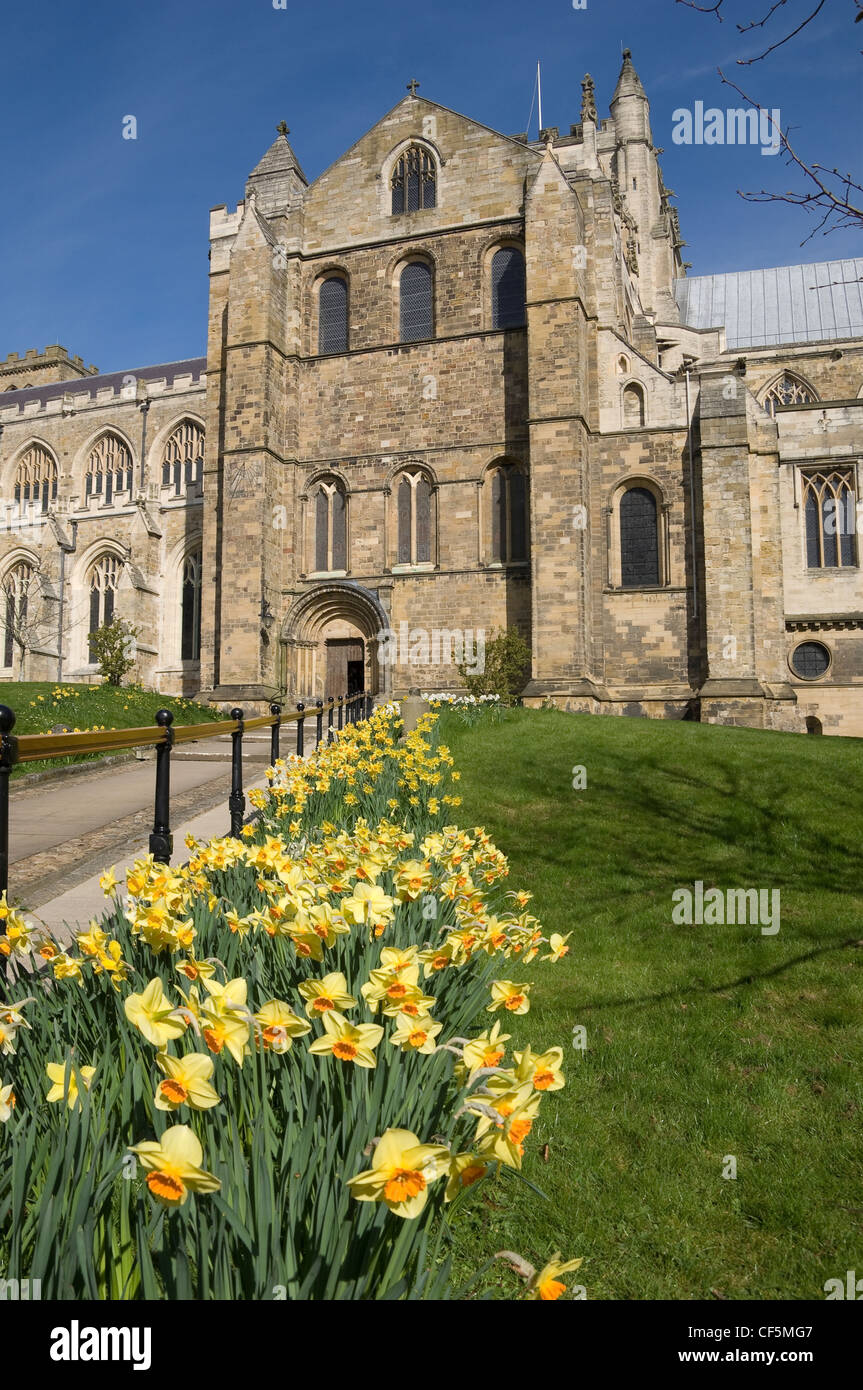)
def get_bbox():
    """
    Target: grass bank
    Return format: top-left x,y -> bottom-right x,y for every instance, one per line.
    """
438,707 -> 863,1300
